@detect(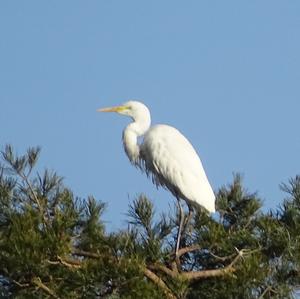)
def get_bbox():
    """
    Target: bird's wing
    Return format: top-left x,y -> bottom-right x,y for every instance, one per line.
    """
141,125 -> 215,212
